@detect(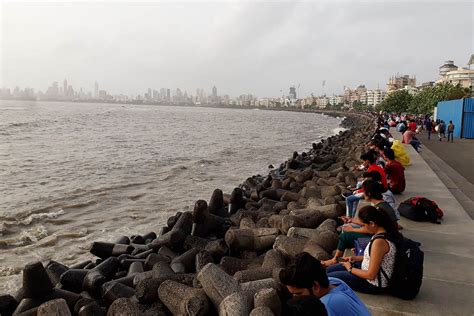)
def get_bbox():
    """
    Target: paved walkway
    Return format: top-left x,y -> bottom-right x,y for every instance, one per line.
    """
414,131 -> 474,219
418,131 -> 474,185
358,135 -> 474,315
